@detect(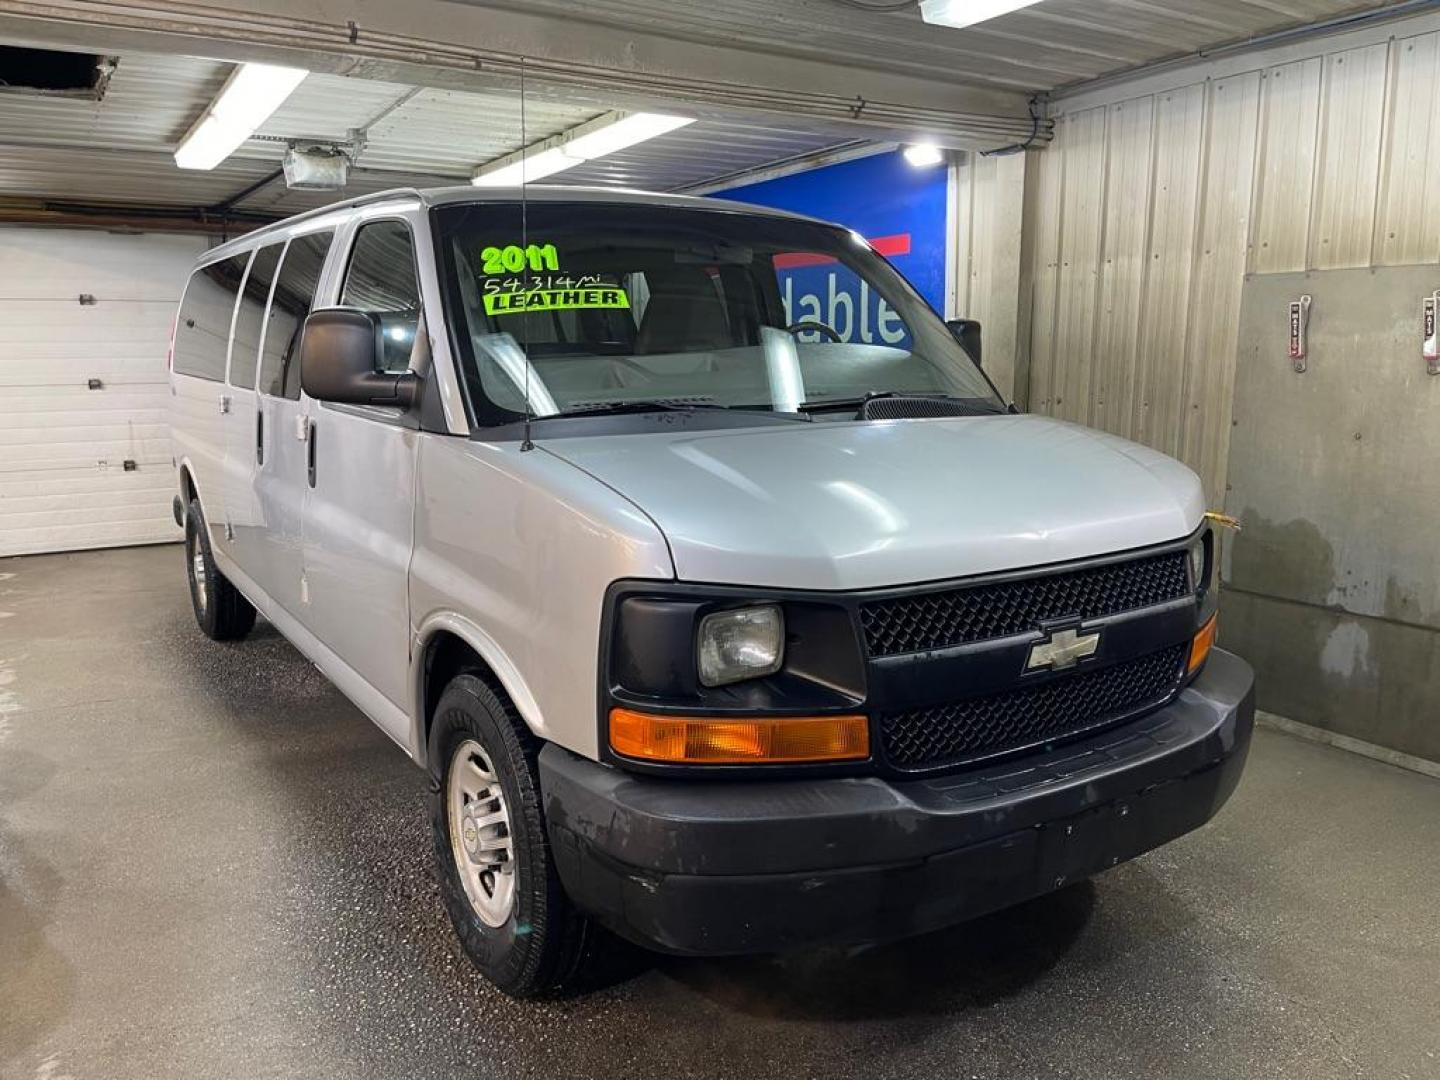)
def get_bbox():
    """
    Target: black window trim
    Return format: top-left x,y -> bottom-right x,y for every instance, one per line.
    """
338,214 -> 424,378
226,241 -> 285,391
255,225 -> 338,403
302,215 -> 428,432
